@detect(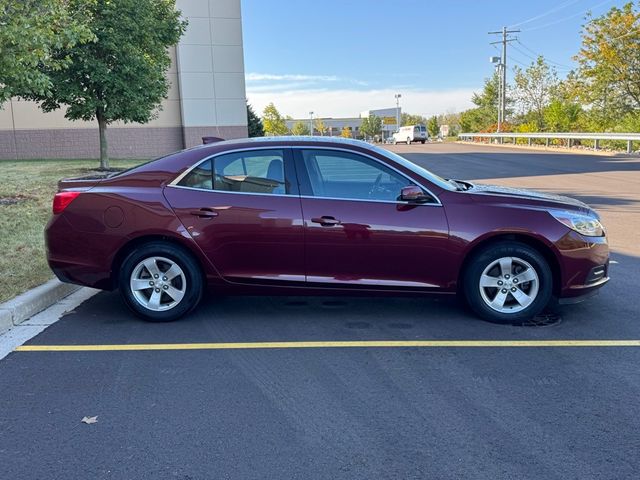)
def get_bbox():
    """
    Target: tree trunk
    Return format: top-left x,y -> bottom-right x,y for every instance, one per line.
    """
97,110 -> 109,170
